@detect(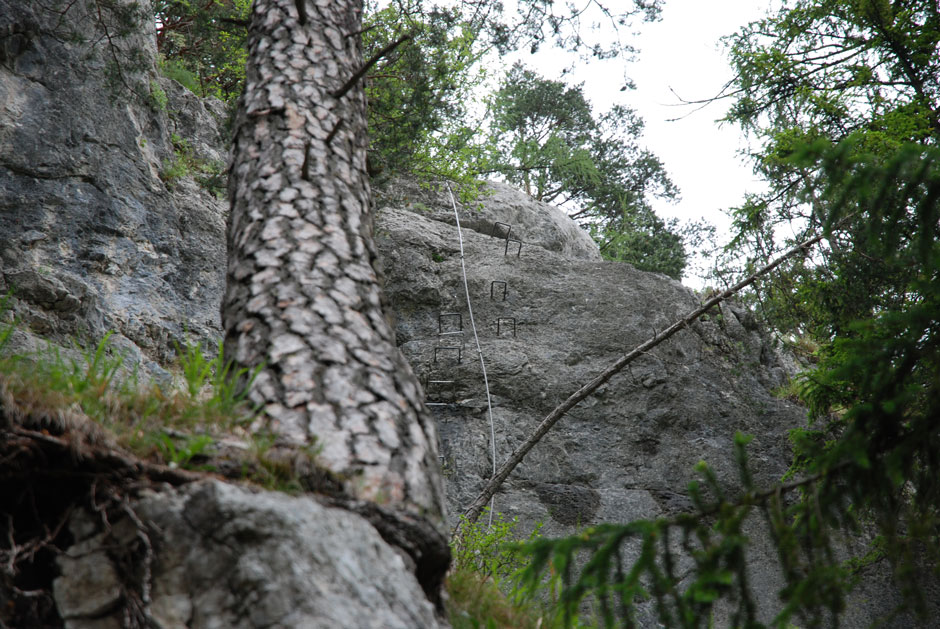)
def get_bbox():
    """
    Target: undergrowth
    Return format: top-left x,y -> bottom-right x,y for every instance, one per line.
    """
160,132 -> 226,196
447,510 -> 594,629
